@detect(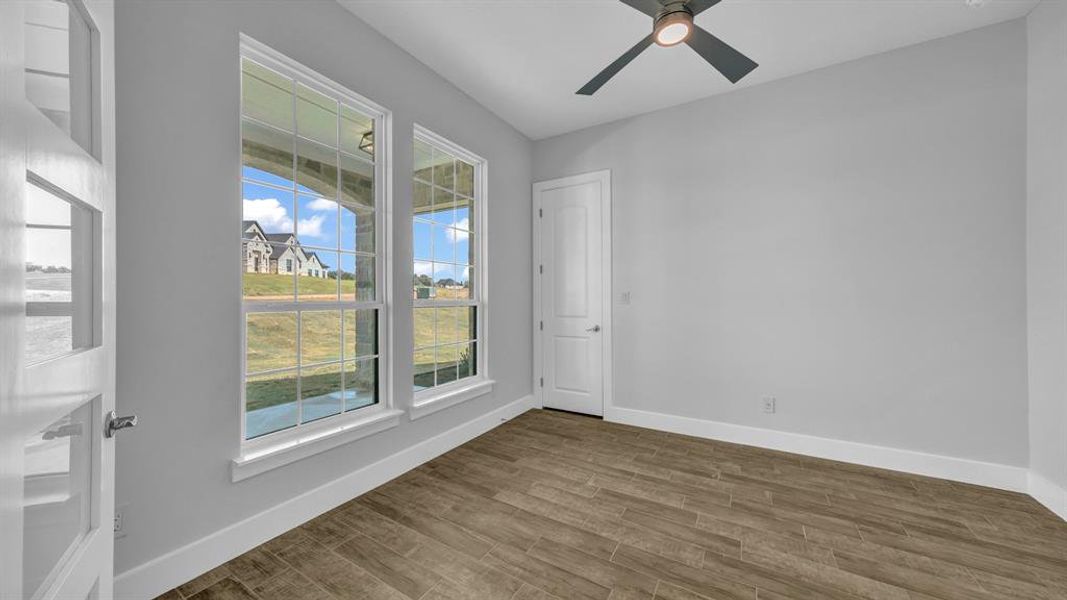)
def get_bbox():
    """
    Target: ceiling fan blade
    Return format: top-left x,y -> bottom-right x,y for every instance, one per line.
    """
618,0 -> 664,17
685,25 -> 758,83
685,0 -> 723,16
577,34 -> 655,95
